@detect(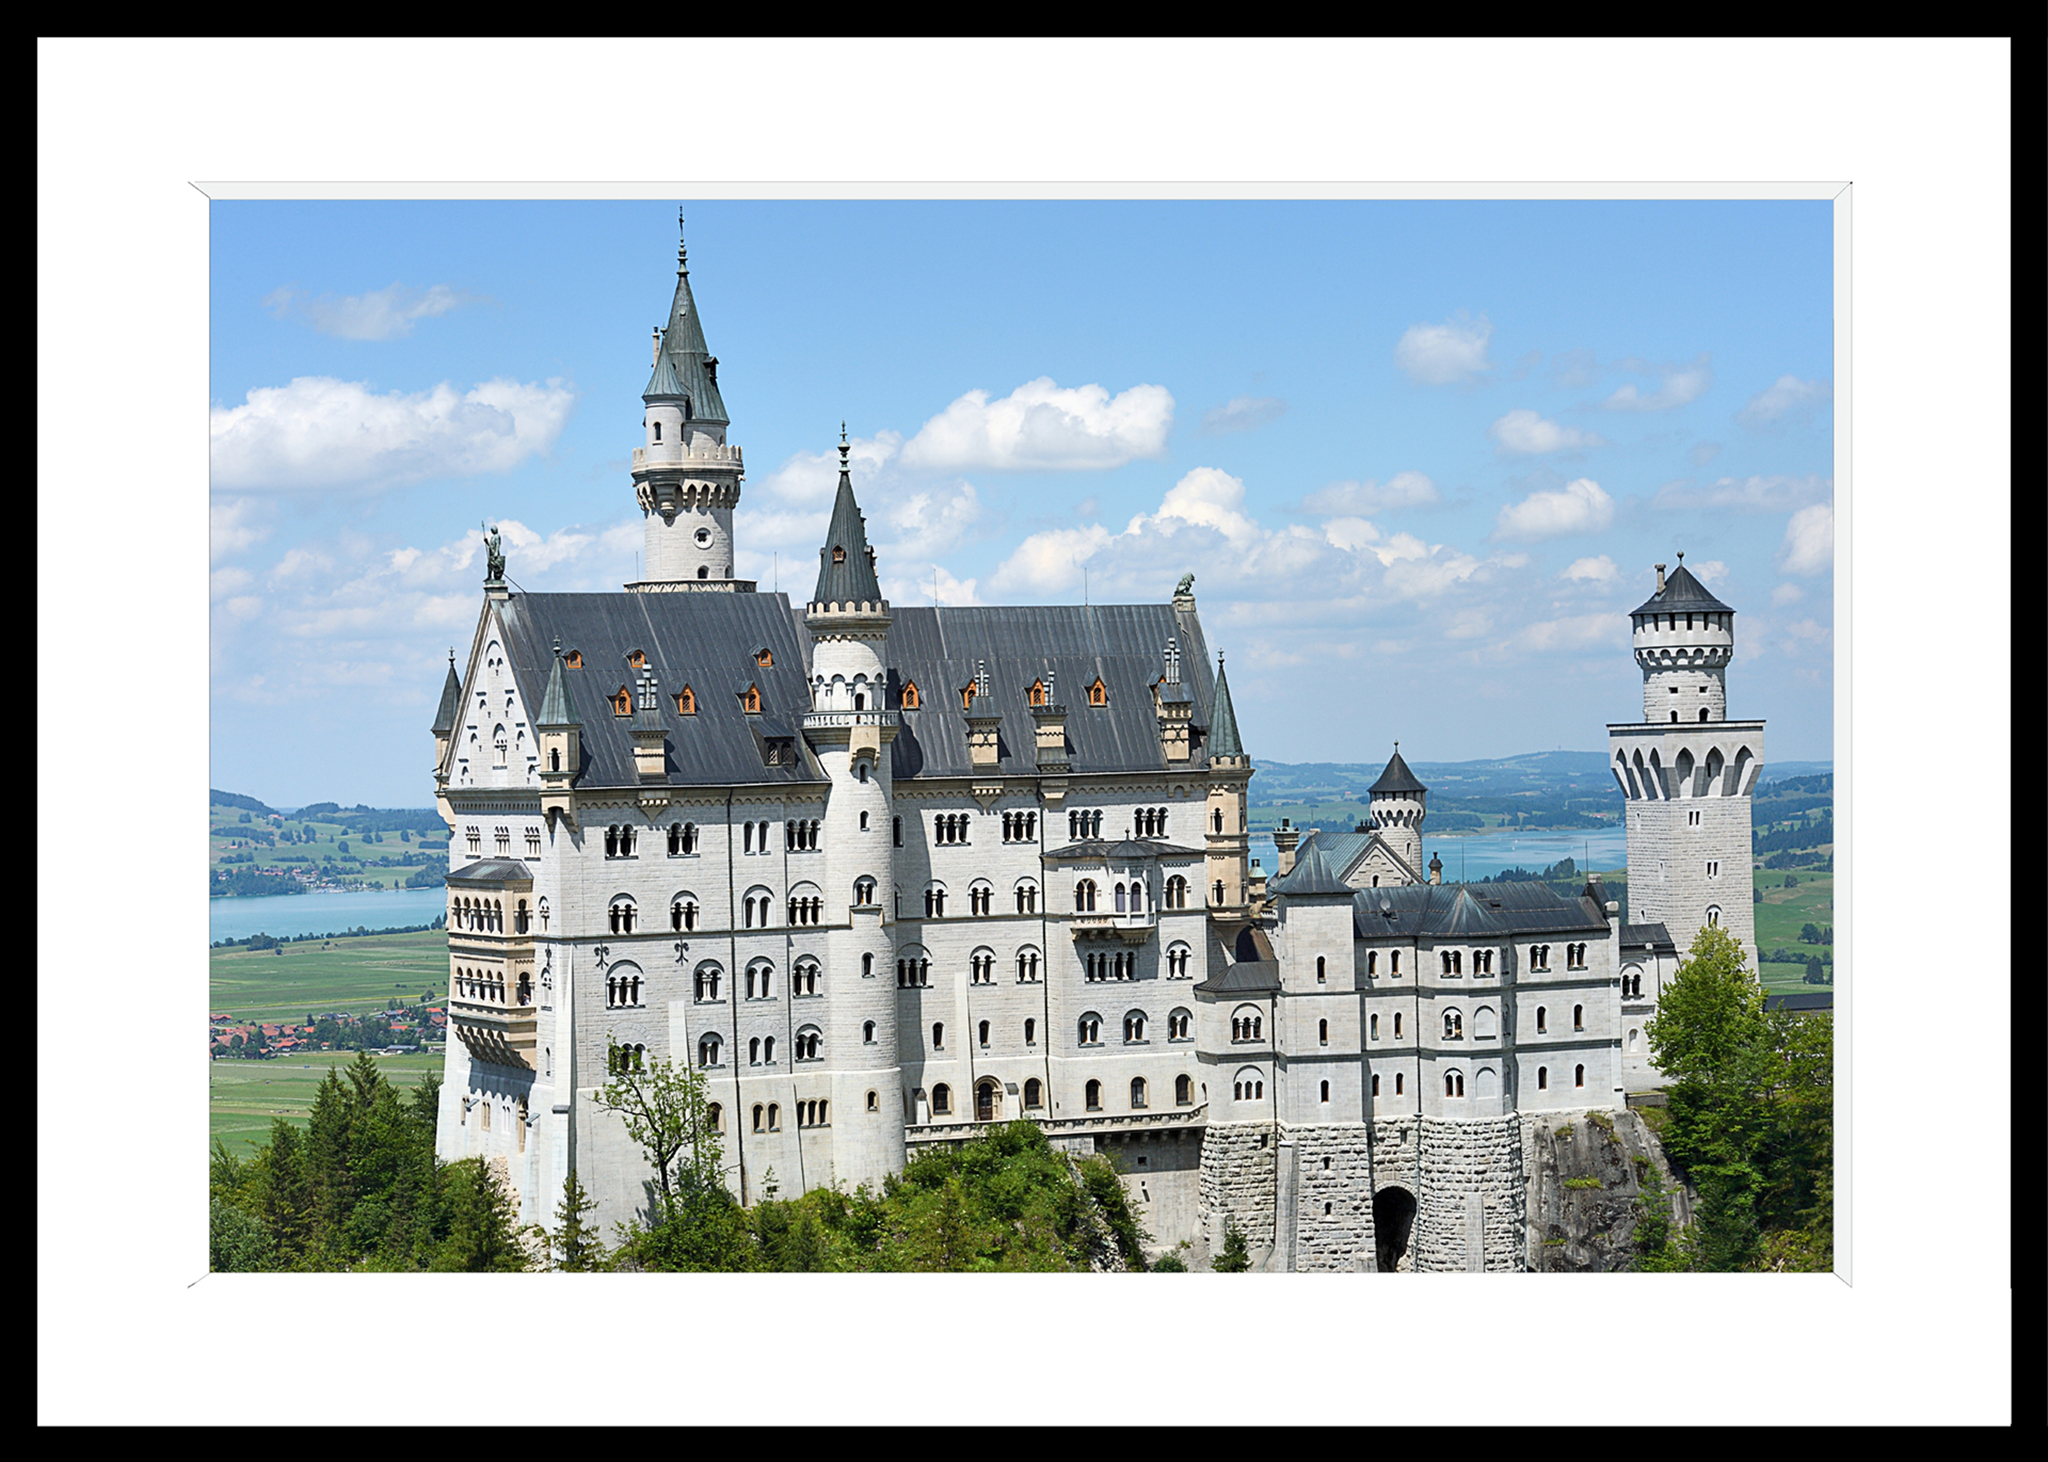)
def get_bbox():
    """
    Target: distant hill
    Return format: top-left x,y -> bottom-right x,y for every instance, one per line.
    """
1253,753 -> 1831,806
210,789 -> 278,816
